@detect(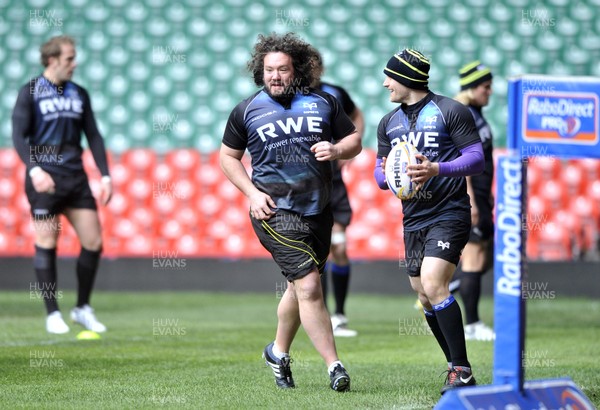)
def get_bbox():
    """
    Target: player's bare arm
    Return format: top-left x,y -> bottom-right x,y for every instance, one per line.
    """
220,143 -> 276,220
465,176 -> 479,226
337,108 -> 365,169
